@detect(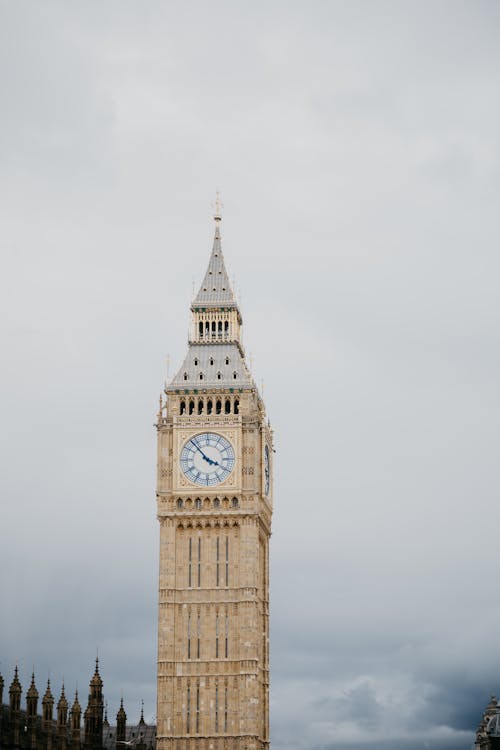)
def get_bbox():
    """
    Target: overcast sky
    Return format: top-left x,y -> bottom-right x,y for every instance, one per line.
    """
1,2 -> 499,749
